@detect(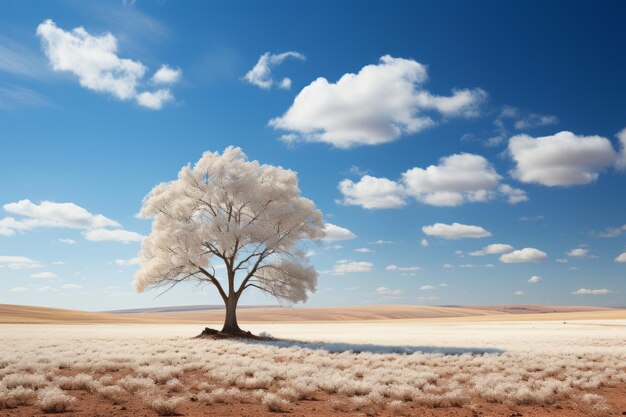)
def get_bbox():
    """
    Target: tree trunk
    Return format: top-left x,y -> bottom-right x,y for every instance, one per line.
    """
221,296 -> 241,334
